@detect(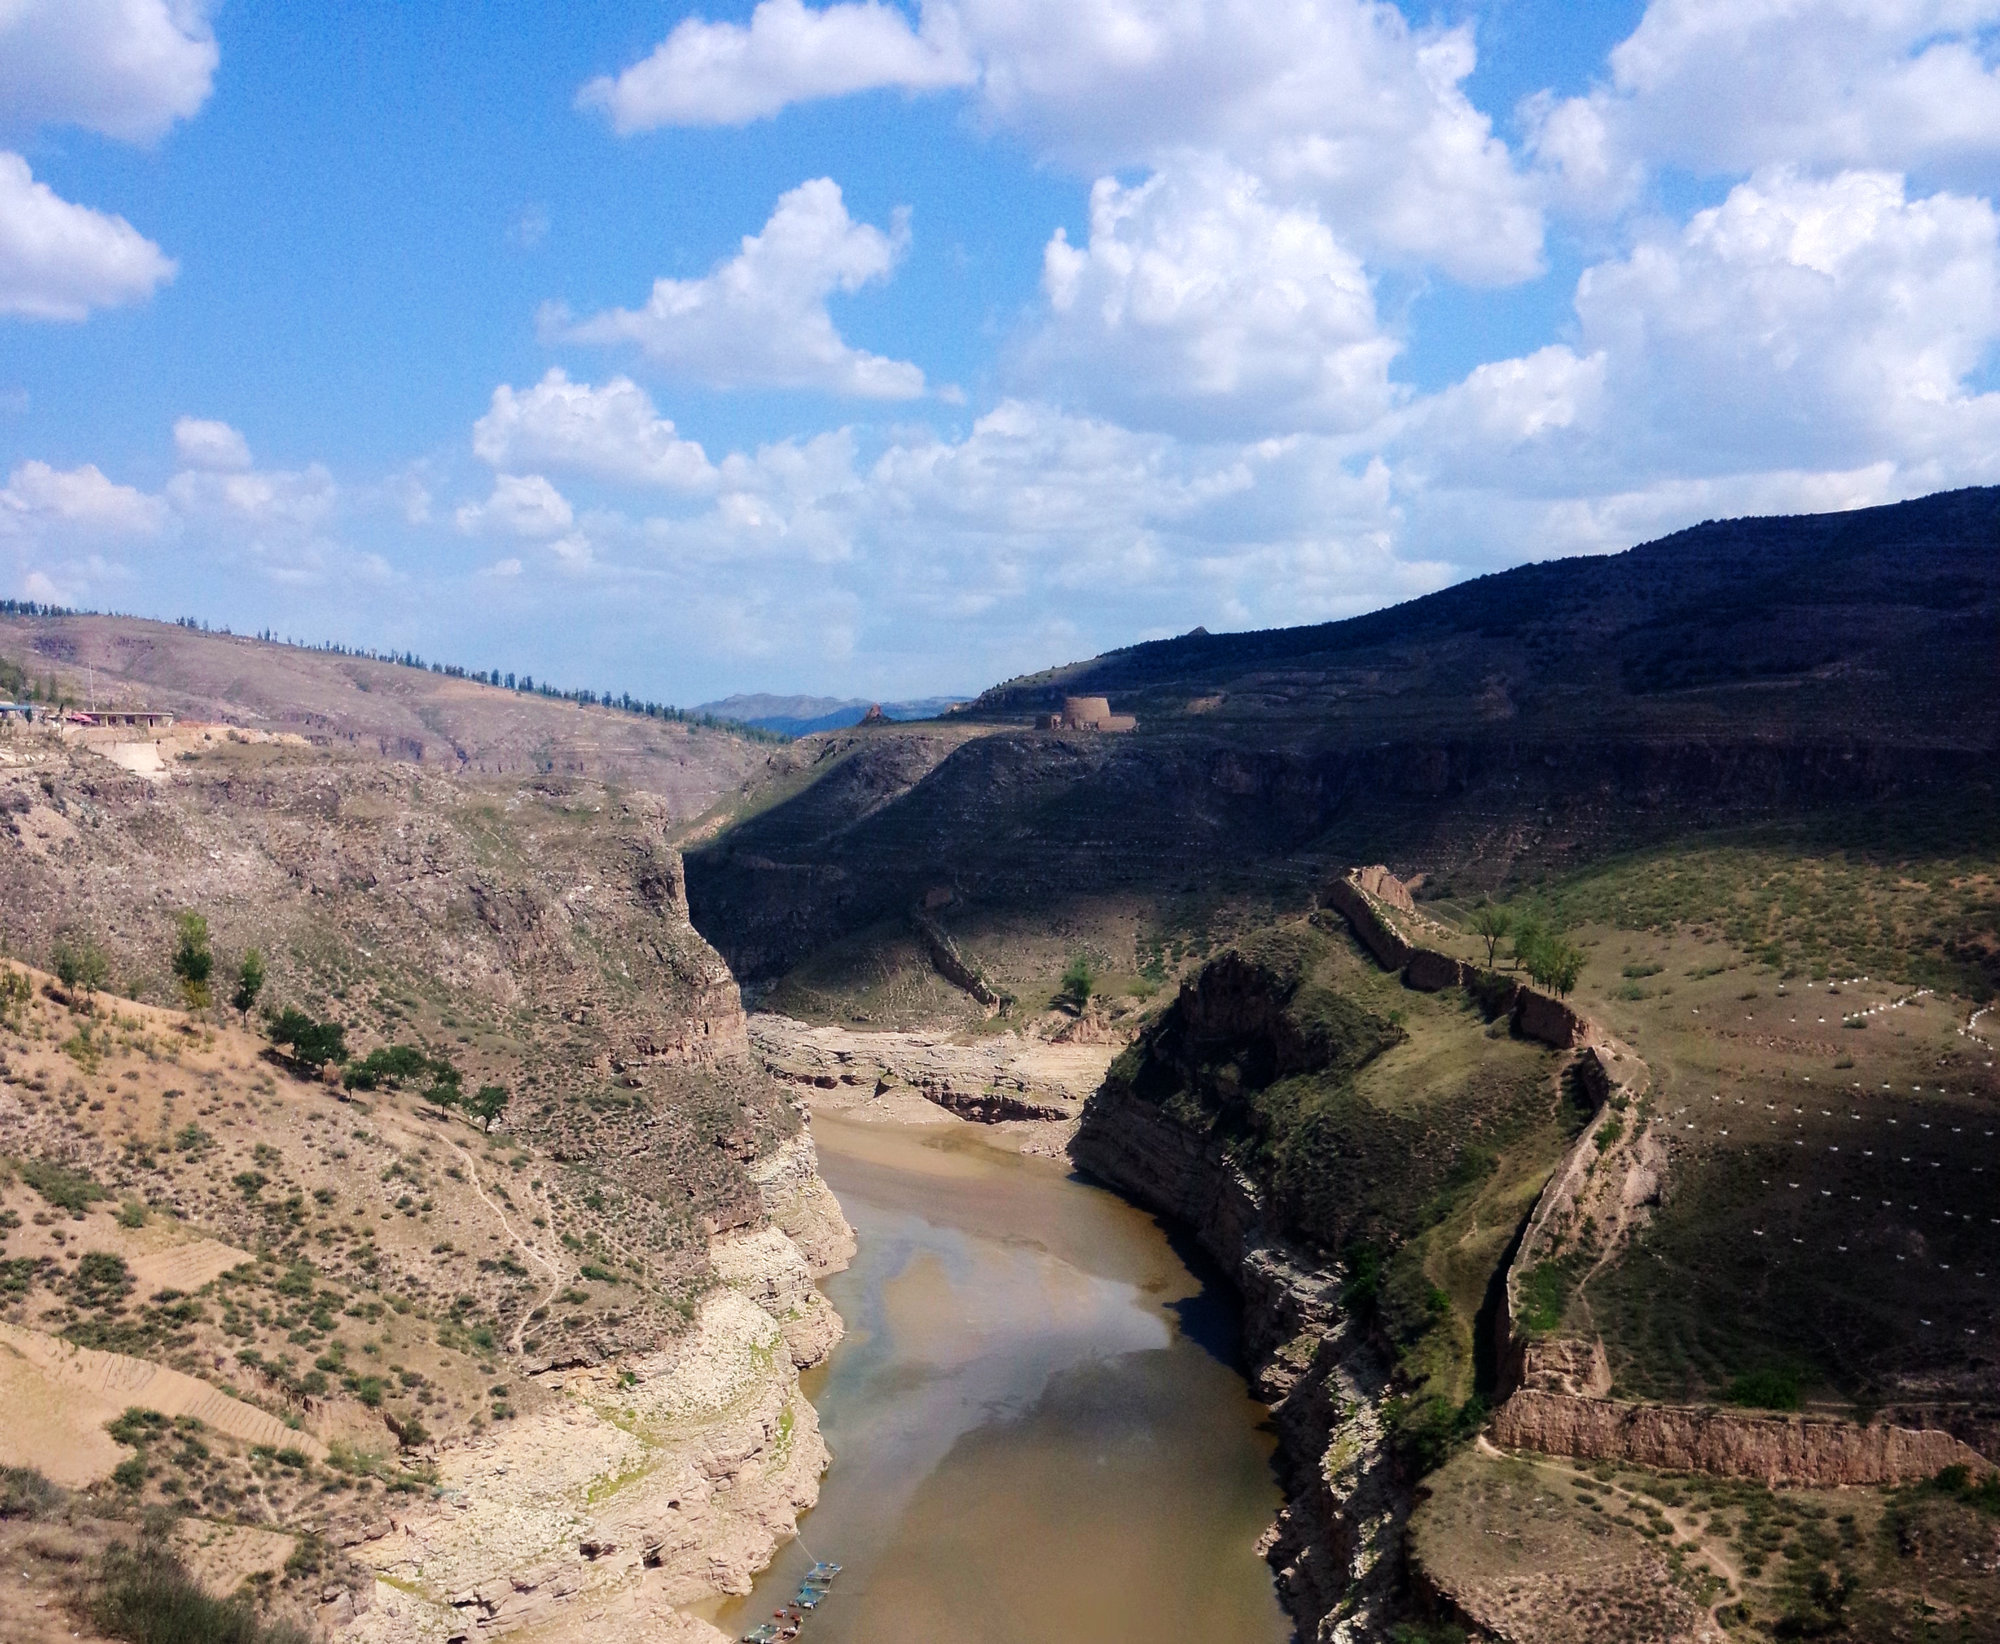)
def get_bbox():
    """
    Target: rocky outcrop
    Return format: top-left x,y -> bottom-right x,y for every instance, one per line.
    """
910,912 -> 1004,1011
748,1128 -> 857,1276
1493,1389 -> 1993,1486
1073,1080 -> 1400,1644
343,1242 -> 845,1644
749,1013 -> 1112,1126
